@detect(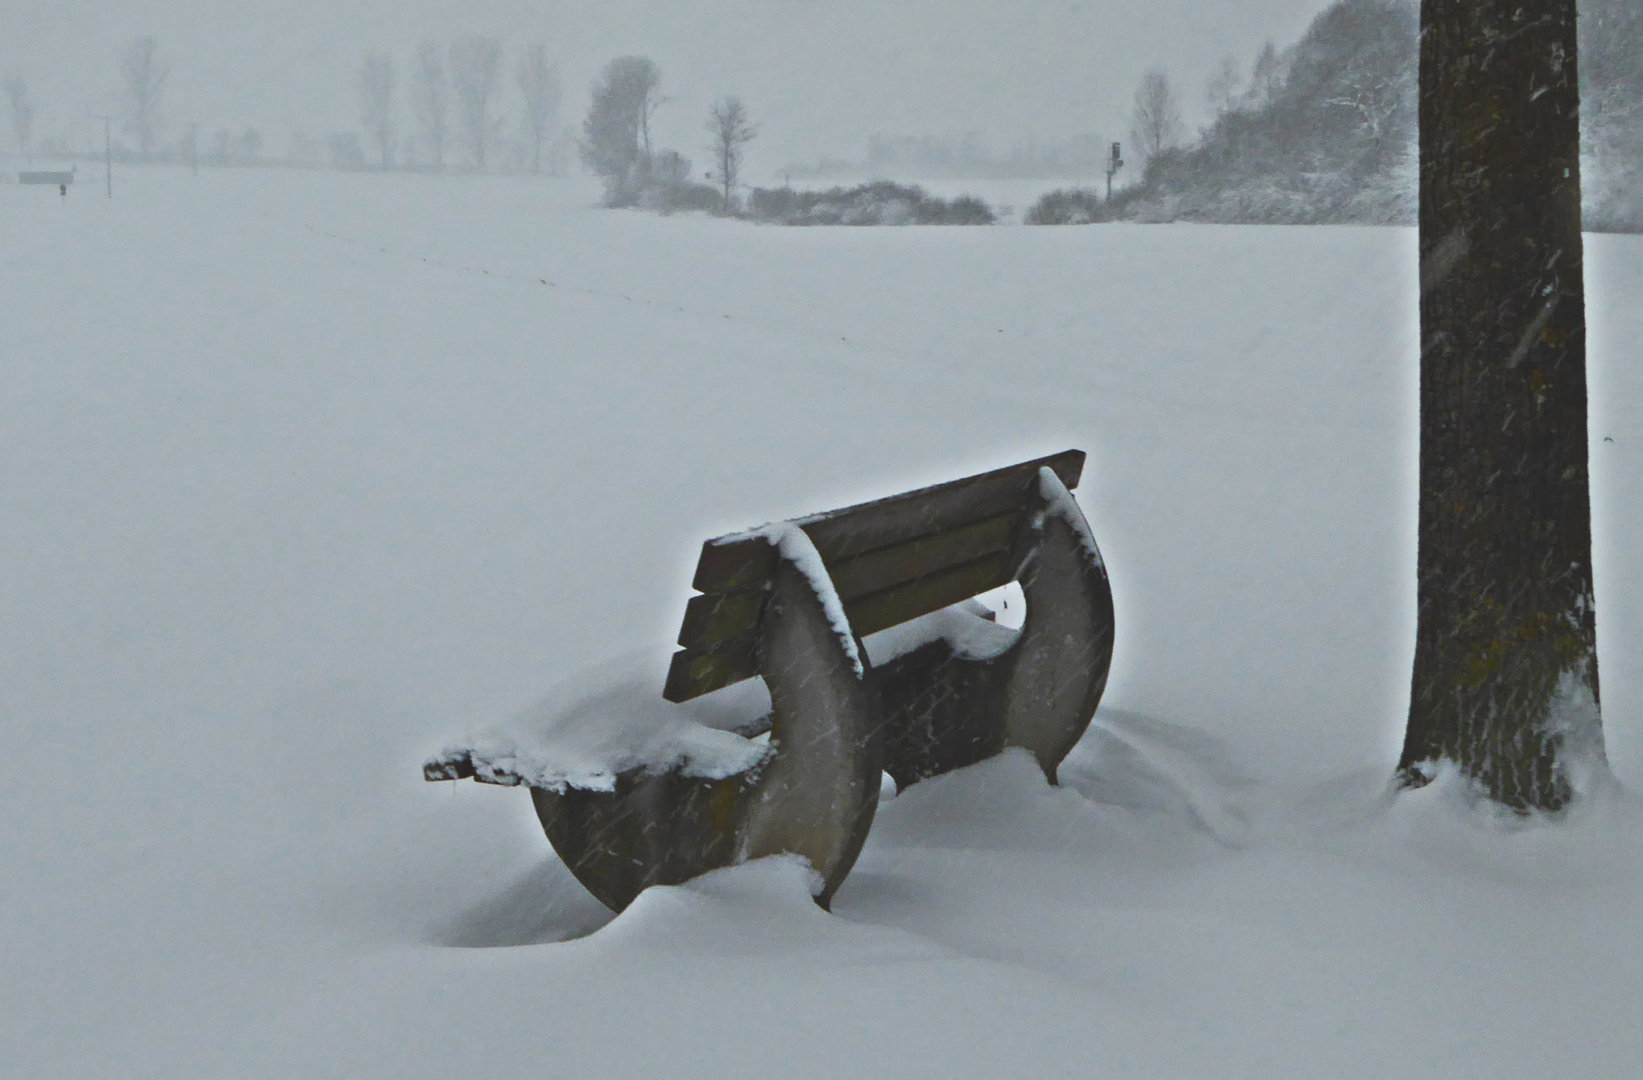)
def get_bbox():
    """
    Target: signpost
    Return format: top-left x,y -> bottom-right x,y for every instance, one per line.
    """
82,111 -> 113,198
19,170 -> 74,197
1105,142 -> 1124,202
